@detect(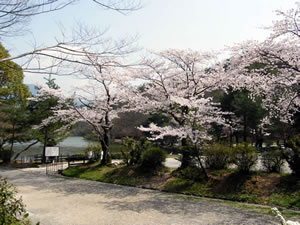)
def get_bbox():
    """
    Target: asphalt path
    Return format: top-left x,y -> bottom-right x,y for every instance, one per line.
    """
0,166 -> 279,225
